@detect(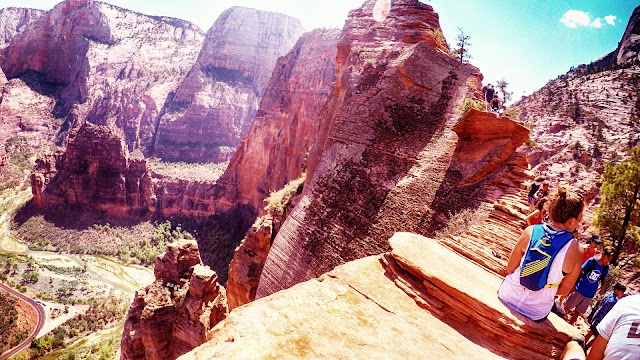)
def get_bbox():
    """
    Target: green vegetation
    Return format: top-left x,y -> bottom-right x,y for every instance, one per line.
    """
15,219 -> 193,266
0,292 -> 29,352
496,78 -> 513,105
264,175 -> 305,217
594,146 -> 640,265
503,107 -> 521,121
30,296 -> 128,358
147,158 -> 229,182
435,208 -> 486,239
452,27 -> 472,63
458,98 -> 484,115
